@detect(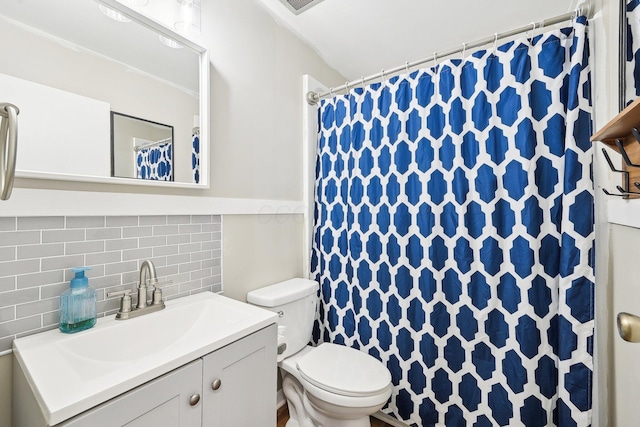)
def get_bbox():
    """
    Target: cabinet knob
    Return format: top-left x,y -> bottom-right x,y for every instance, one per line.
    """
211,379 -> 222,391
189,394 -> 201,406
